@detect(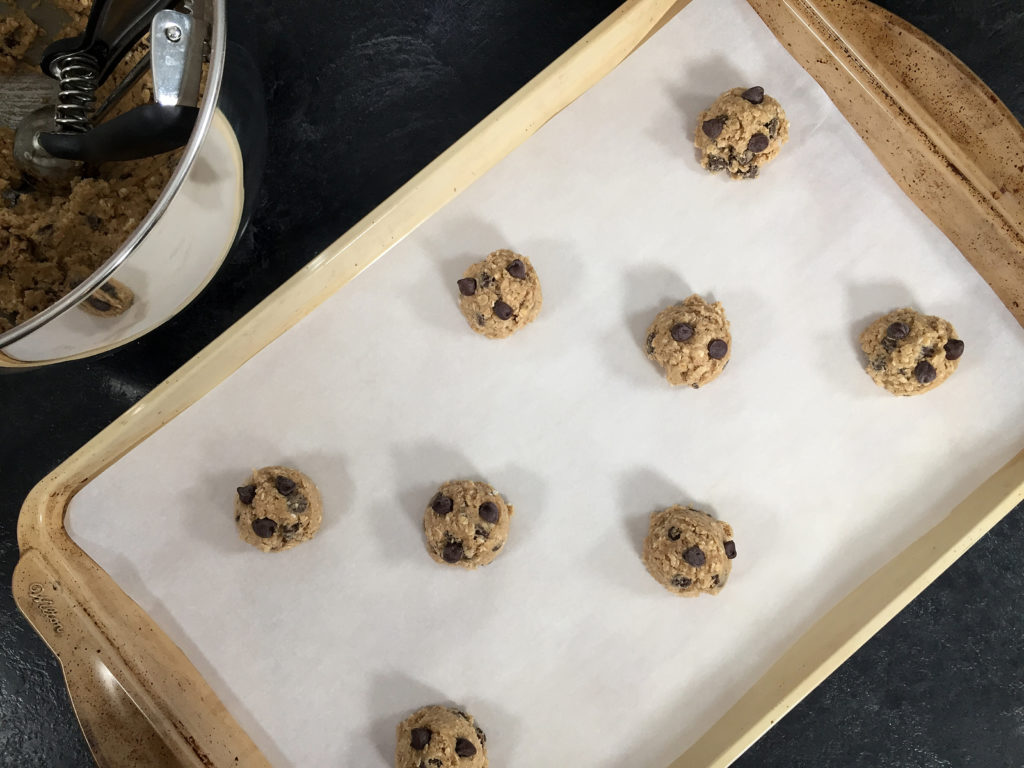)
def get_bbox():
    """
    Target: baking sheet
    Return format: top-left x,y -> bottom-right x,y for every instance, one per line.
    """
66,0 -> 1024,765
